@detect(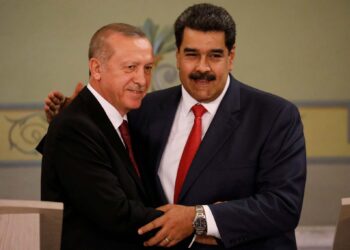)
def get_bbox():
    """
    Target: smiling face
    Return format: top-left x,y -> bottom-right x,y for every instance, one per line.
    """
176,28 -> 235,103
89,32 -> 153,116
